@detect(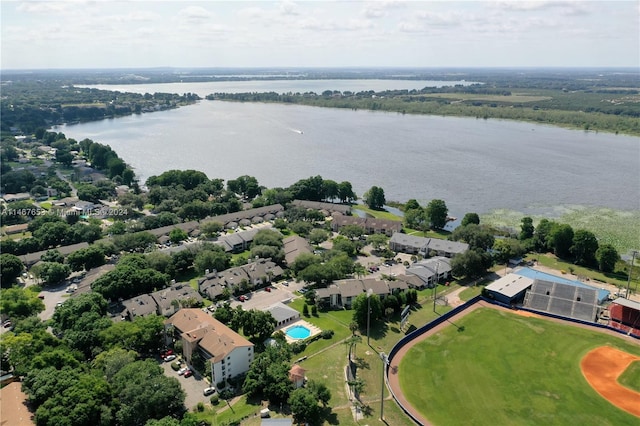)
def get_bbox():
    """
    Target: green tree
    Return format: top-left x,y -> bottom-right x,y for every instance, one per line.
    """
520,216 -> 535,240
595,244 -> 620,273
492,238 -> 526,265
252,228 -> 284,248
0,253 -> 23,287
339,224 -> 366,241
451,249 -> 493,279
194,248 -> 230,274
426,199 -> 448,229
288,387 -> 323,426
308,228 -> 329,245
571,229 -> 599,266
169,228 -> 188,244
0,287 -> 45,318
33,261 -> 71,285
66,246 -> 106,272
242,344 -> 293,403
366,233 -> 389,252
450,223 -> 495,251
241,310 -> 277,341
200,221 -> 223,237
100,314 -> 165,354
337,181 -> 356,203
351,292 -> 382,329
461,212 -> 480,227
550,223 -> 574,259
111,359 -> 186,426
363,185 -> 385,209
